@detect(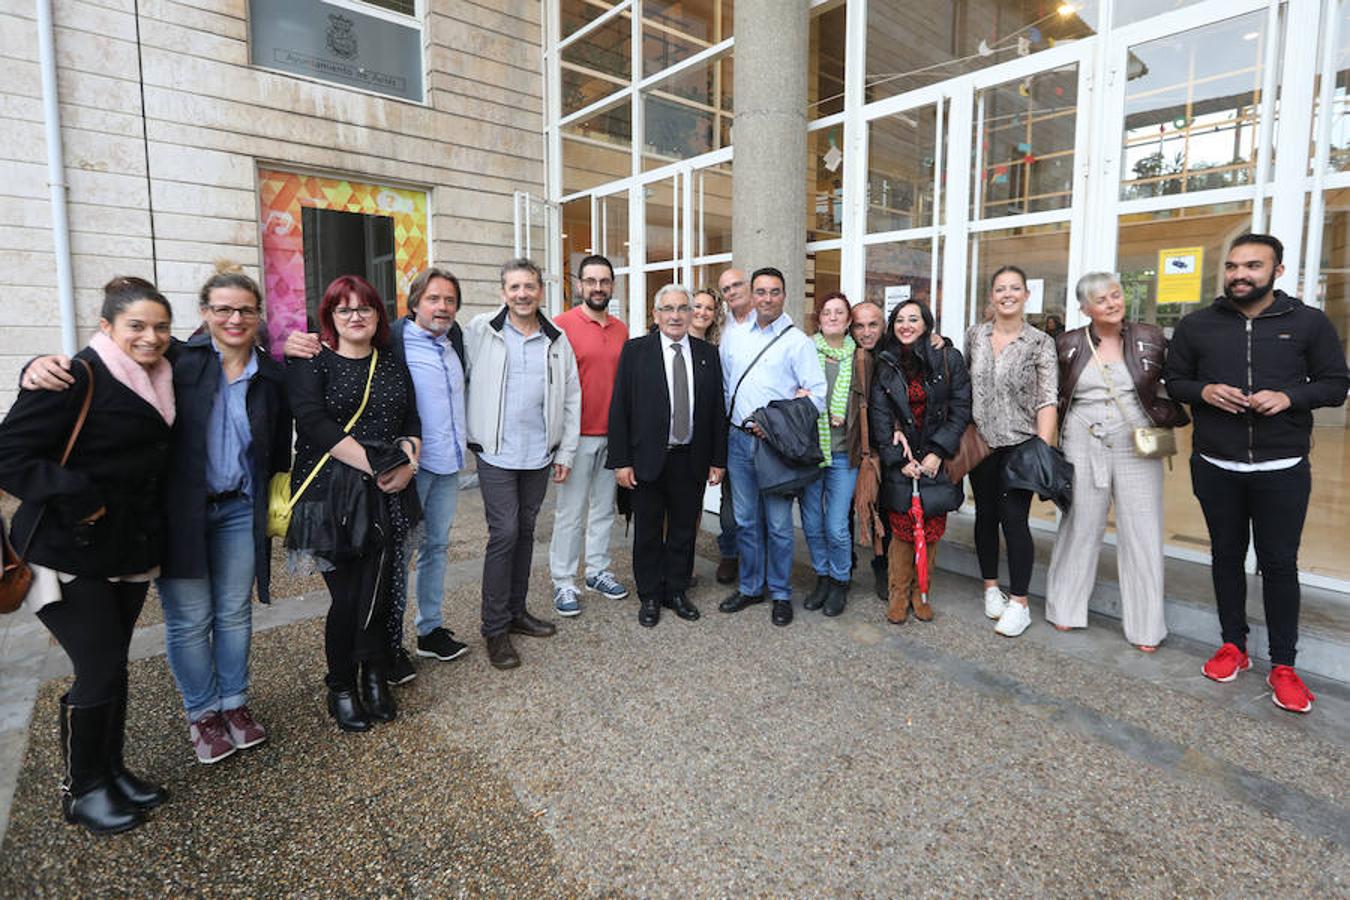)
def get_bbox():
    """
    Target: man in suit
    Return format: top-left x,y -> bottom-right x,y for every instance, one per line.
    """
608,284 -> 727,627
